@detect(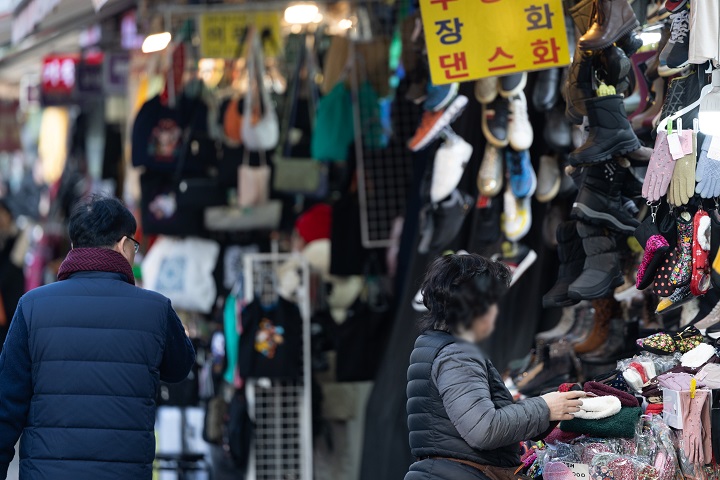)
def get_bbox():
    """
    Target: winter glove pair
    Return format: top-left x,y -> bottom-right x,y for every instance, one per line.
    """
679,389 -> 712,465
668,131 -> 696,207
696,135 -> 720,198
